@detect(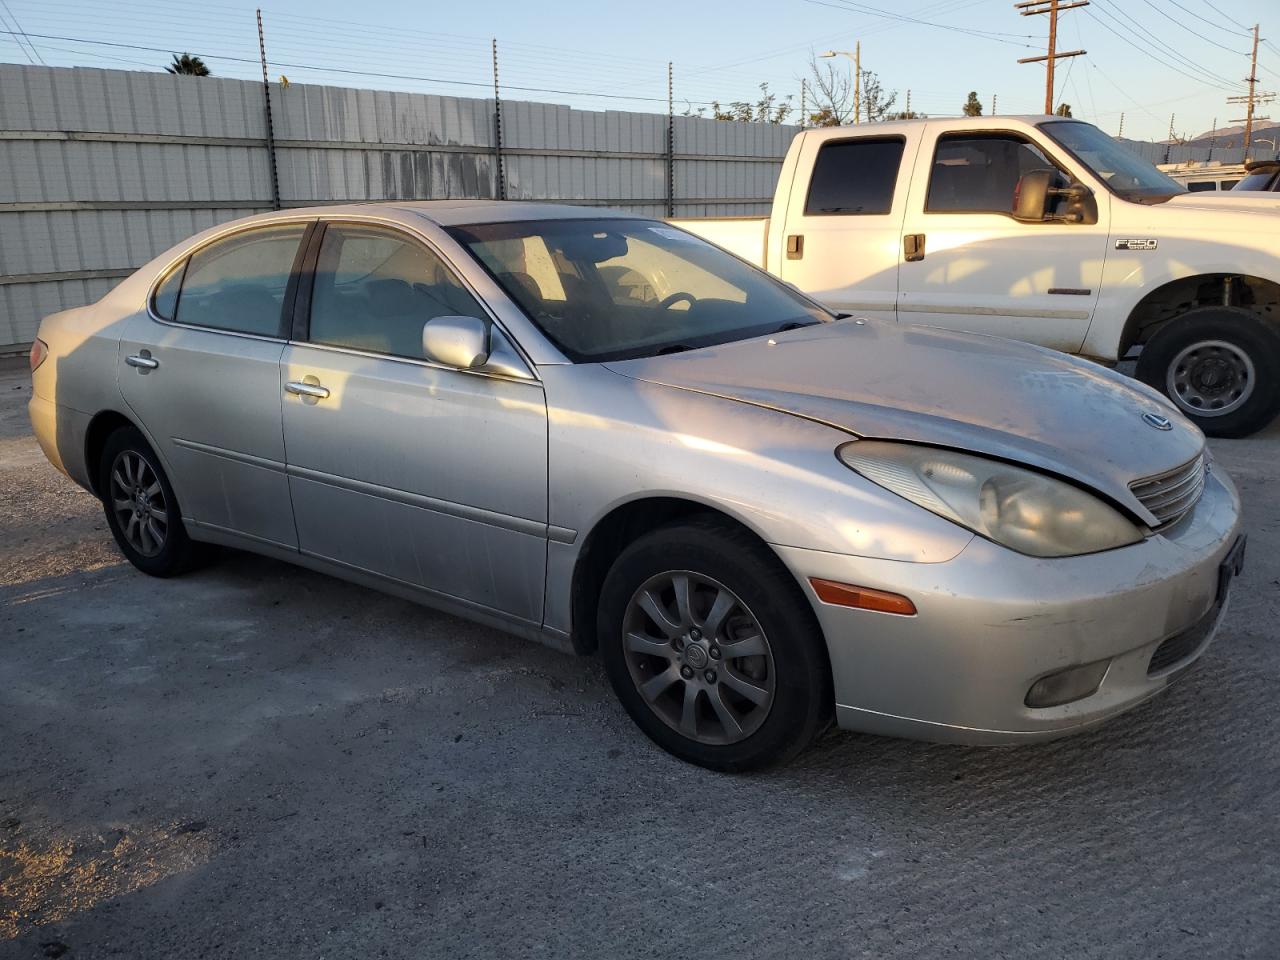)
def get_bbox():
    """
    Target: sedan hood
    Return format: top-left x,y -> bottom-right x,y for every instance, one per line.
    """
604,320 -> 1204,523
